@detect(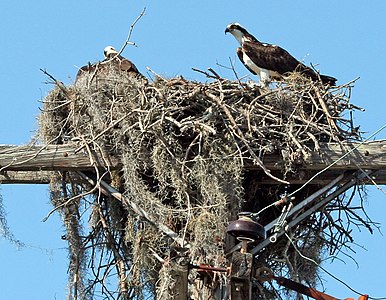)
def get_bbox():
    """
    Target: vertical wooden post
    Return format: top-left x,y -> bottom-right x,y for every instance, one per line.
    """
170,261 -> 189,300
229,251 -> 253,300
